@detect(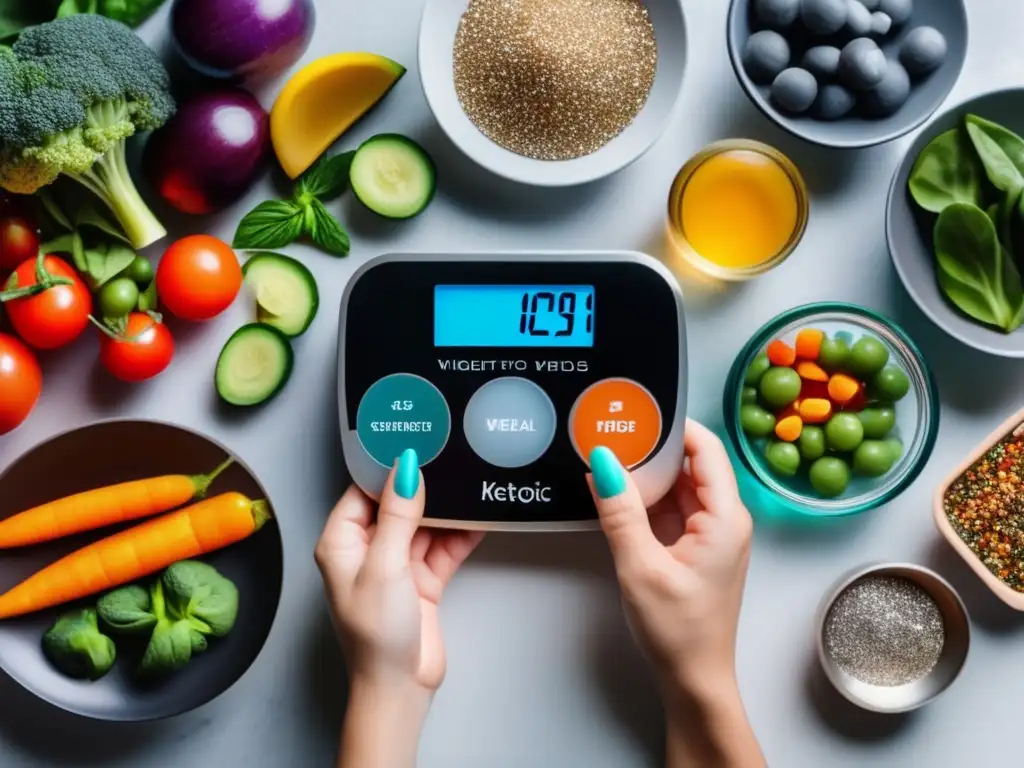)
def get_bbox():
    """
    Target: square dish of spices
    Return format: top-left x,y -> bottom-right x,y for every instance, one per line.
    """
935,406 -> 1024,609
